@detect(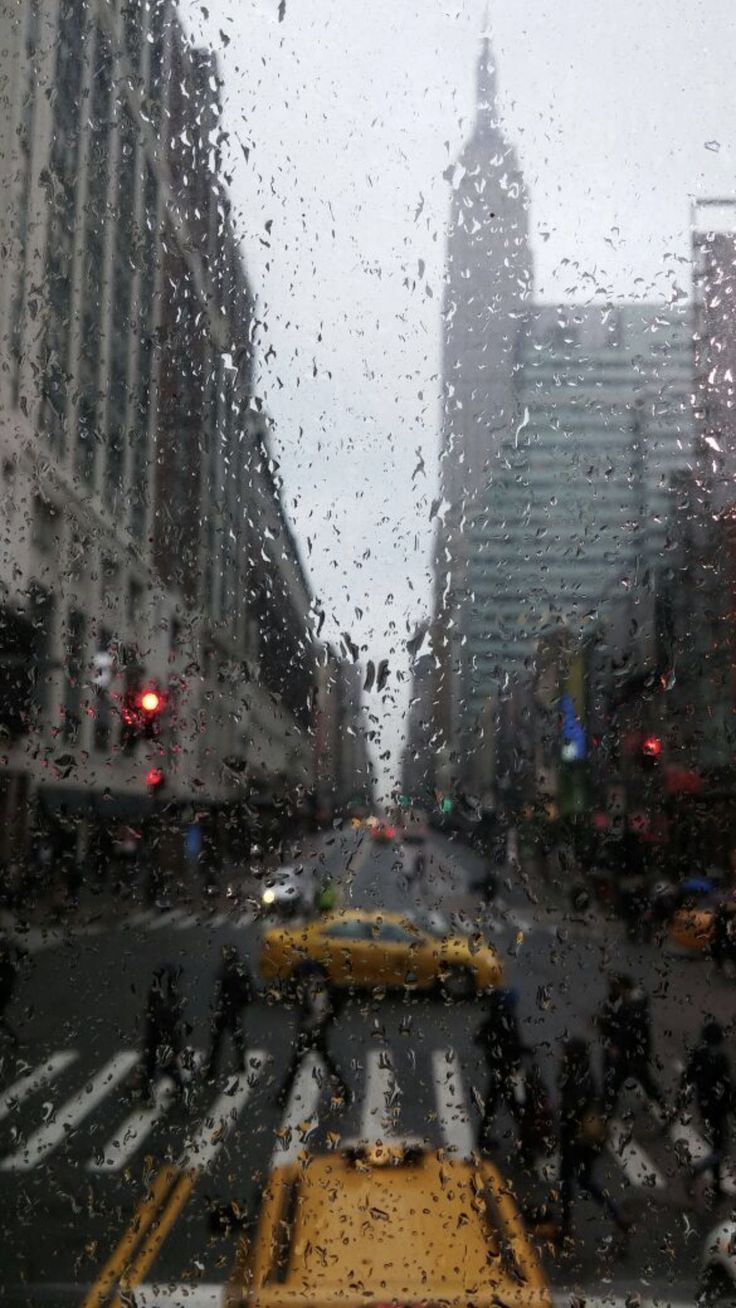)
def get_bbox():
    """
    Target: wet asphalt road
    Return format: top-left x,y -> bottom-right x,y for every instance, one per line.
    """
0,828 -> 733,1305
